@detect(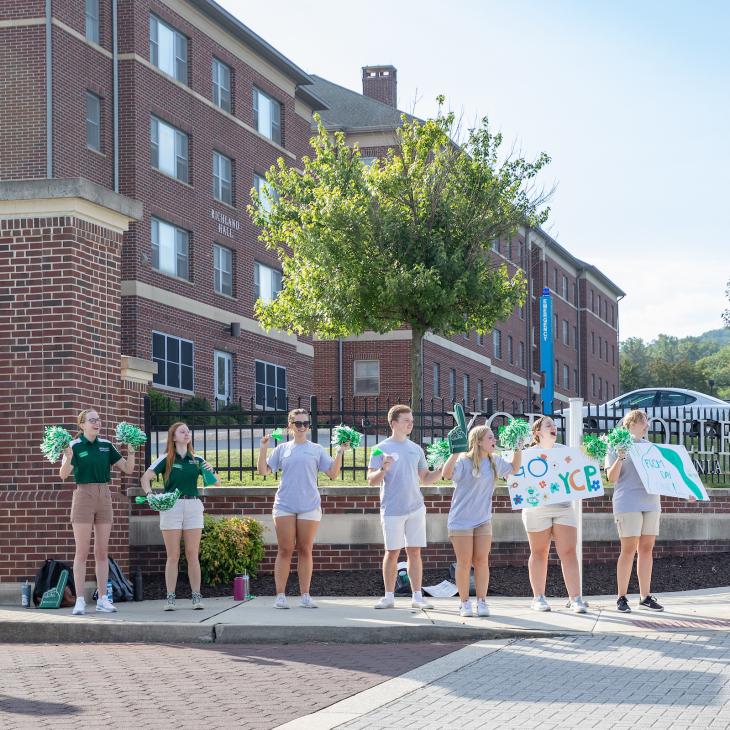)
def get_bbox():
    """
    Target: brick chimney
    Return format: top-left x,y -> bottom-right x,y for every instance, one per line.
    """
362,65 -> 397,108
